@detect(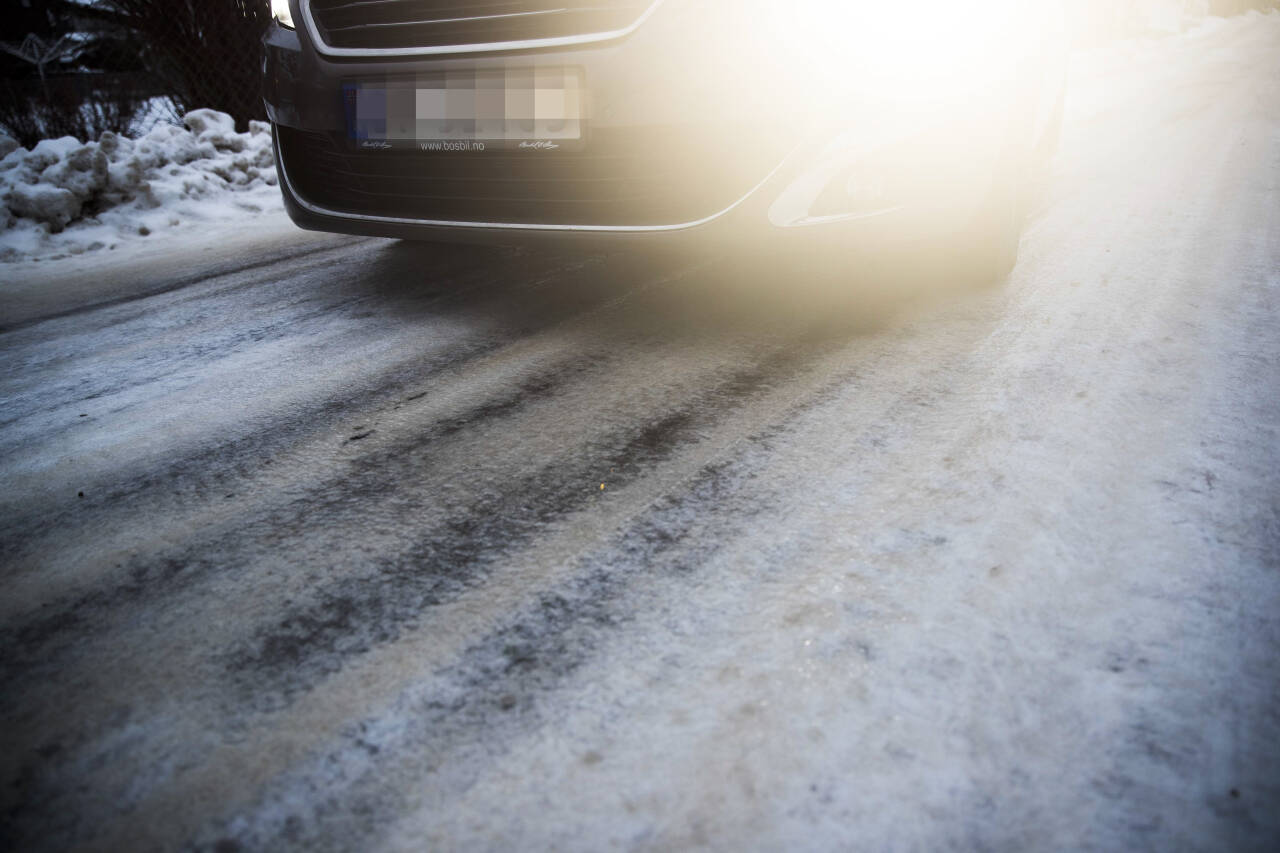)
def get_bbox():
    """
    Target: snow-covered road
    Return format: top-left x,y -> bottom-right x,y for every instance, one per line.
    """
2,13 -> 1278,852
